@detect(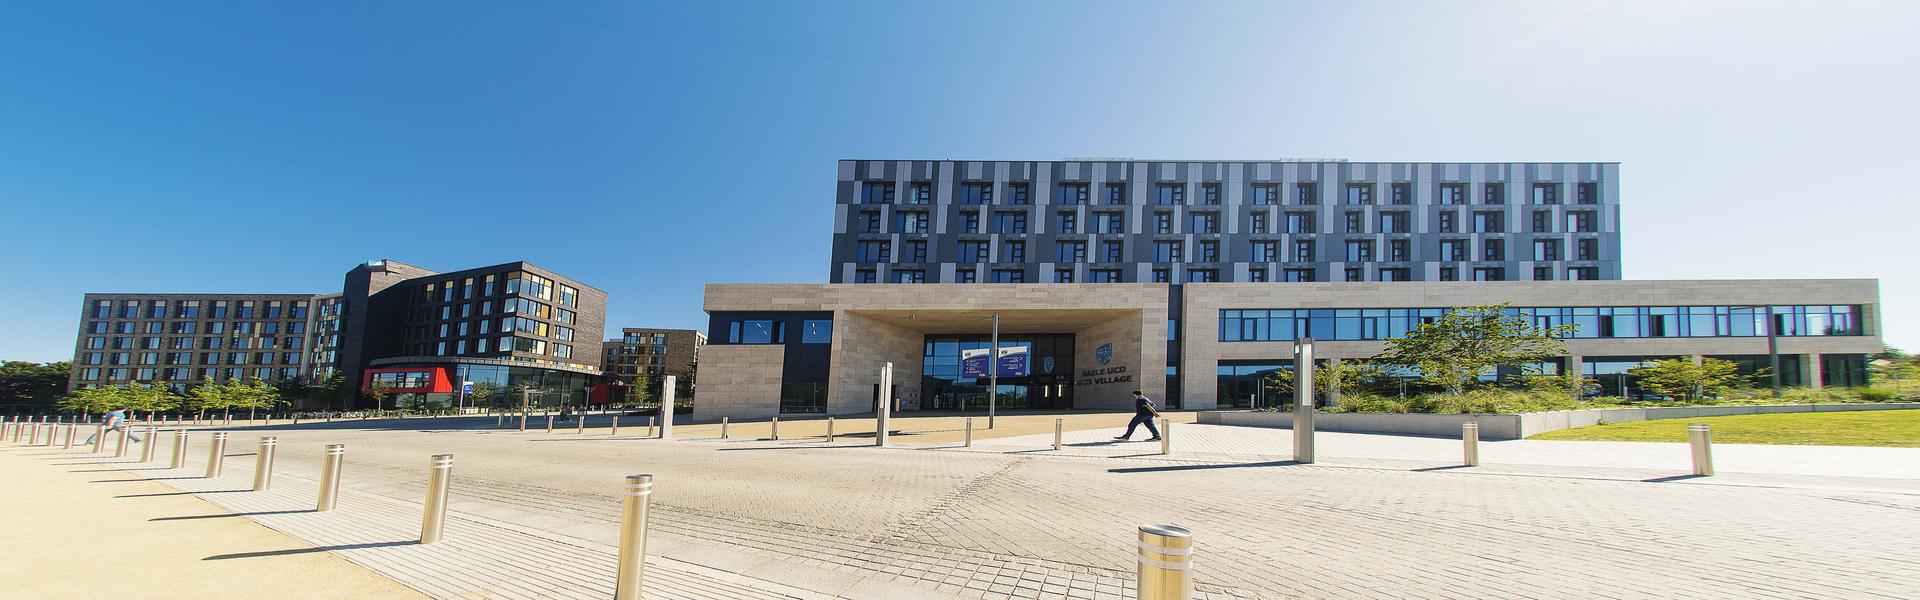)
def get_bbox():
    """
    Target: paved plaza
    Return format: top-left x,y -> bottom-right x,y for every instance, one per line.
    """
6,411 -> 1920,599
